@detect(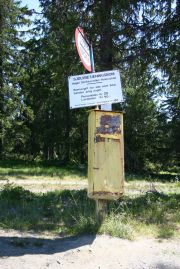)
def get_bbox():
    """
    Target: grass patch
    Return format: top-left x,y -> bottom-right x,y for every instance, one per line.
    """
0,183 -> 97,235
100,213 -> 134,239
157,225 -> 175,239
125,176 -> 180,196
126,172 -> 179,183
0,183 -> 179,239
0,159 -> 86,180
109,192 -> 180,238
